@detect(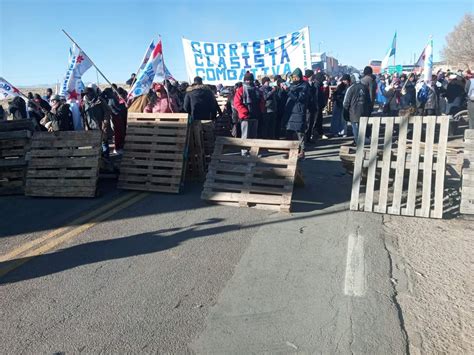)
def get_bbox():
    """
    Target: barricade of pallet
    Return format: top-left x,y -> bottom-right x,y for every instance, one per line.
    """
0,120 -> 35,195
201,137 -> 299,212
350,116 -> 449,219
25,131 -> 102,197
118,113 -> 189,193
460,129 -> 474,214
